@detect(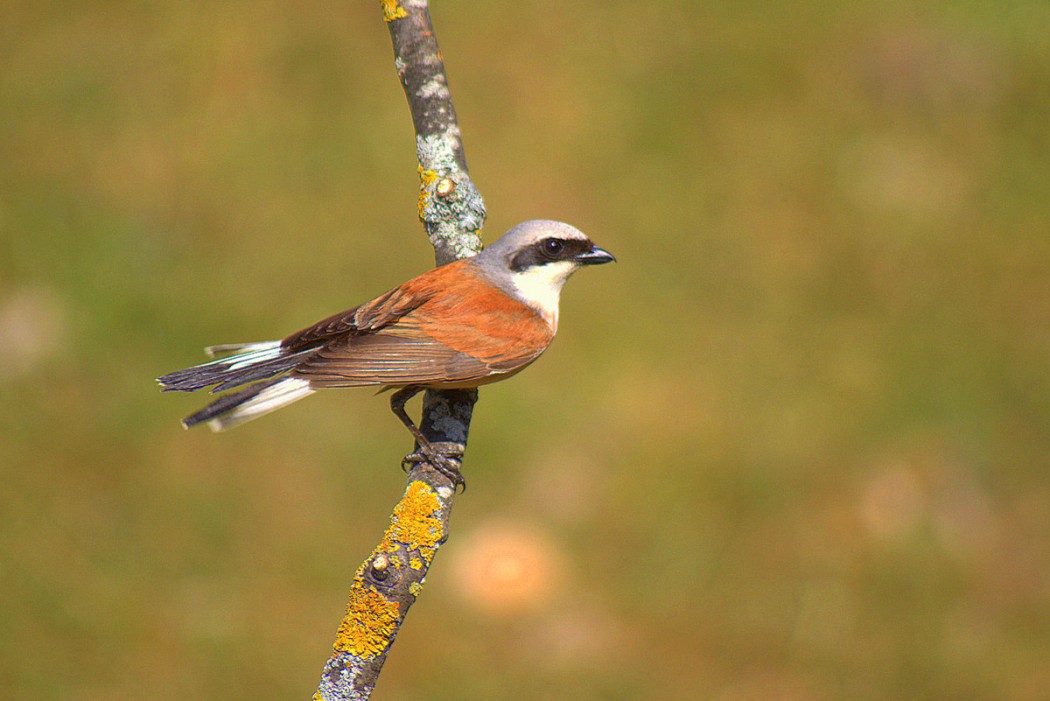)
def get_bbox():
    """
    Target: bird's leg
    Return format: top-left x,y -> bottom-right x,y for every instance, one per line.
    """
389,385 -> 466,489
389,385 -> 429,448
